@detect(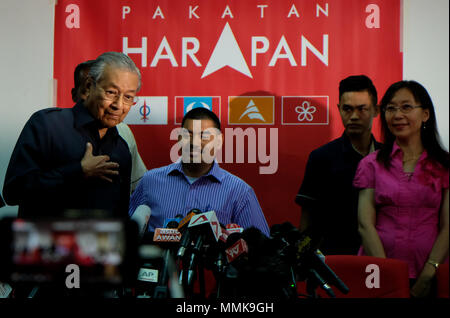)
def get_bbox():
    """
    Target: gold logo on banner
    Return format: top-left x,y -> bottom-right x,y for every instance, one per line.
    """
228,96 -> 274,124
